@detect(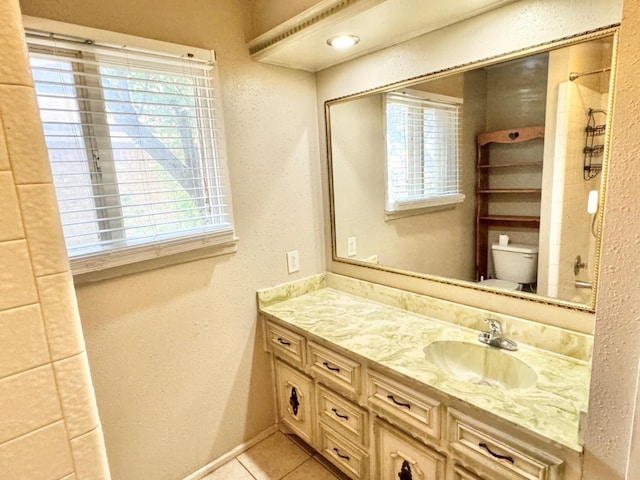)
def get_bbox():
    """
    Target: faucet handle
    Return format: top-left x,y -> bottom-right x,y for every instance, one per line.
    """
484,318 -> 502,335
